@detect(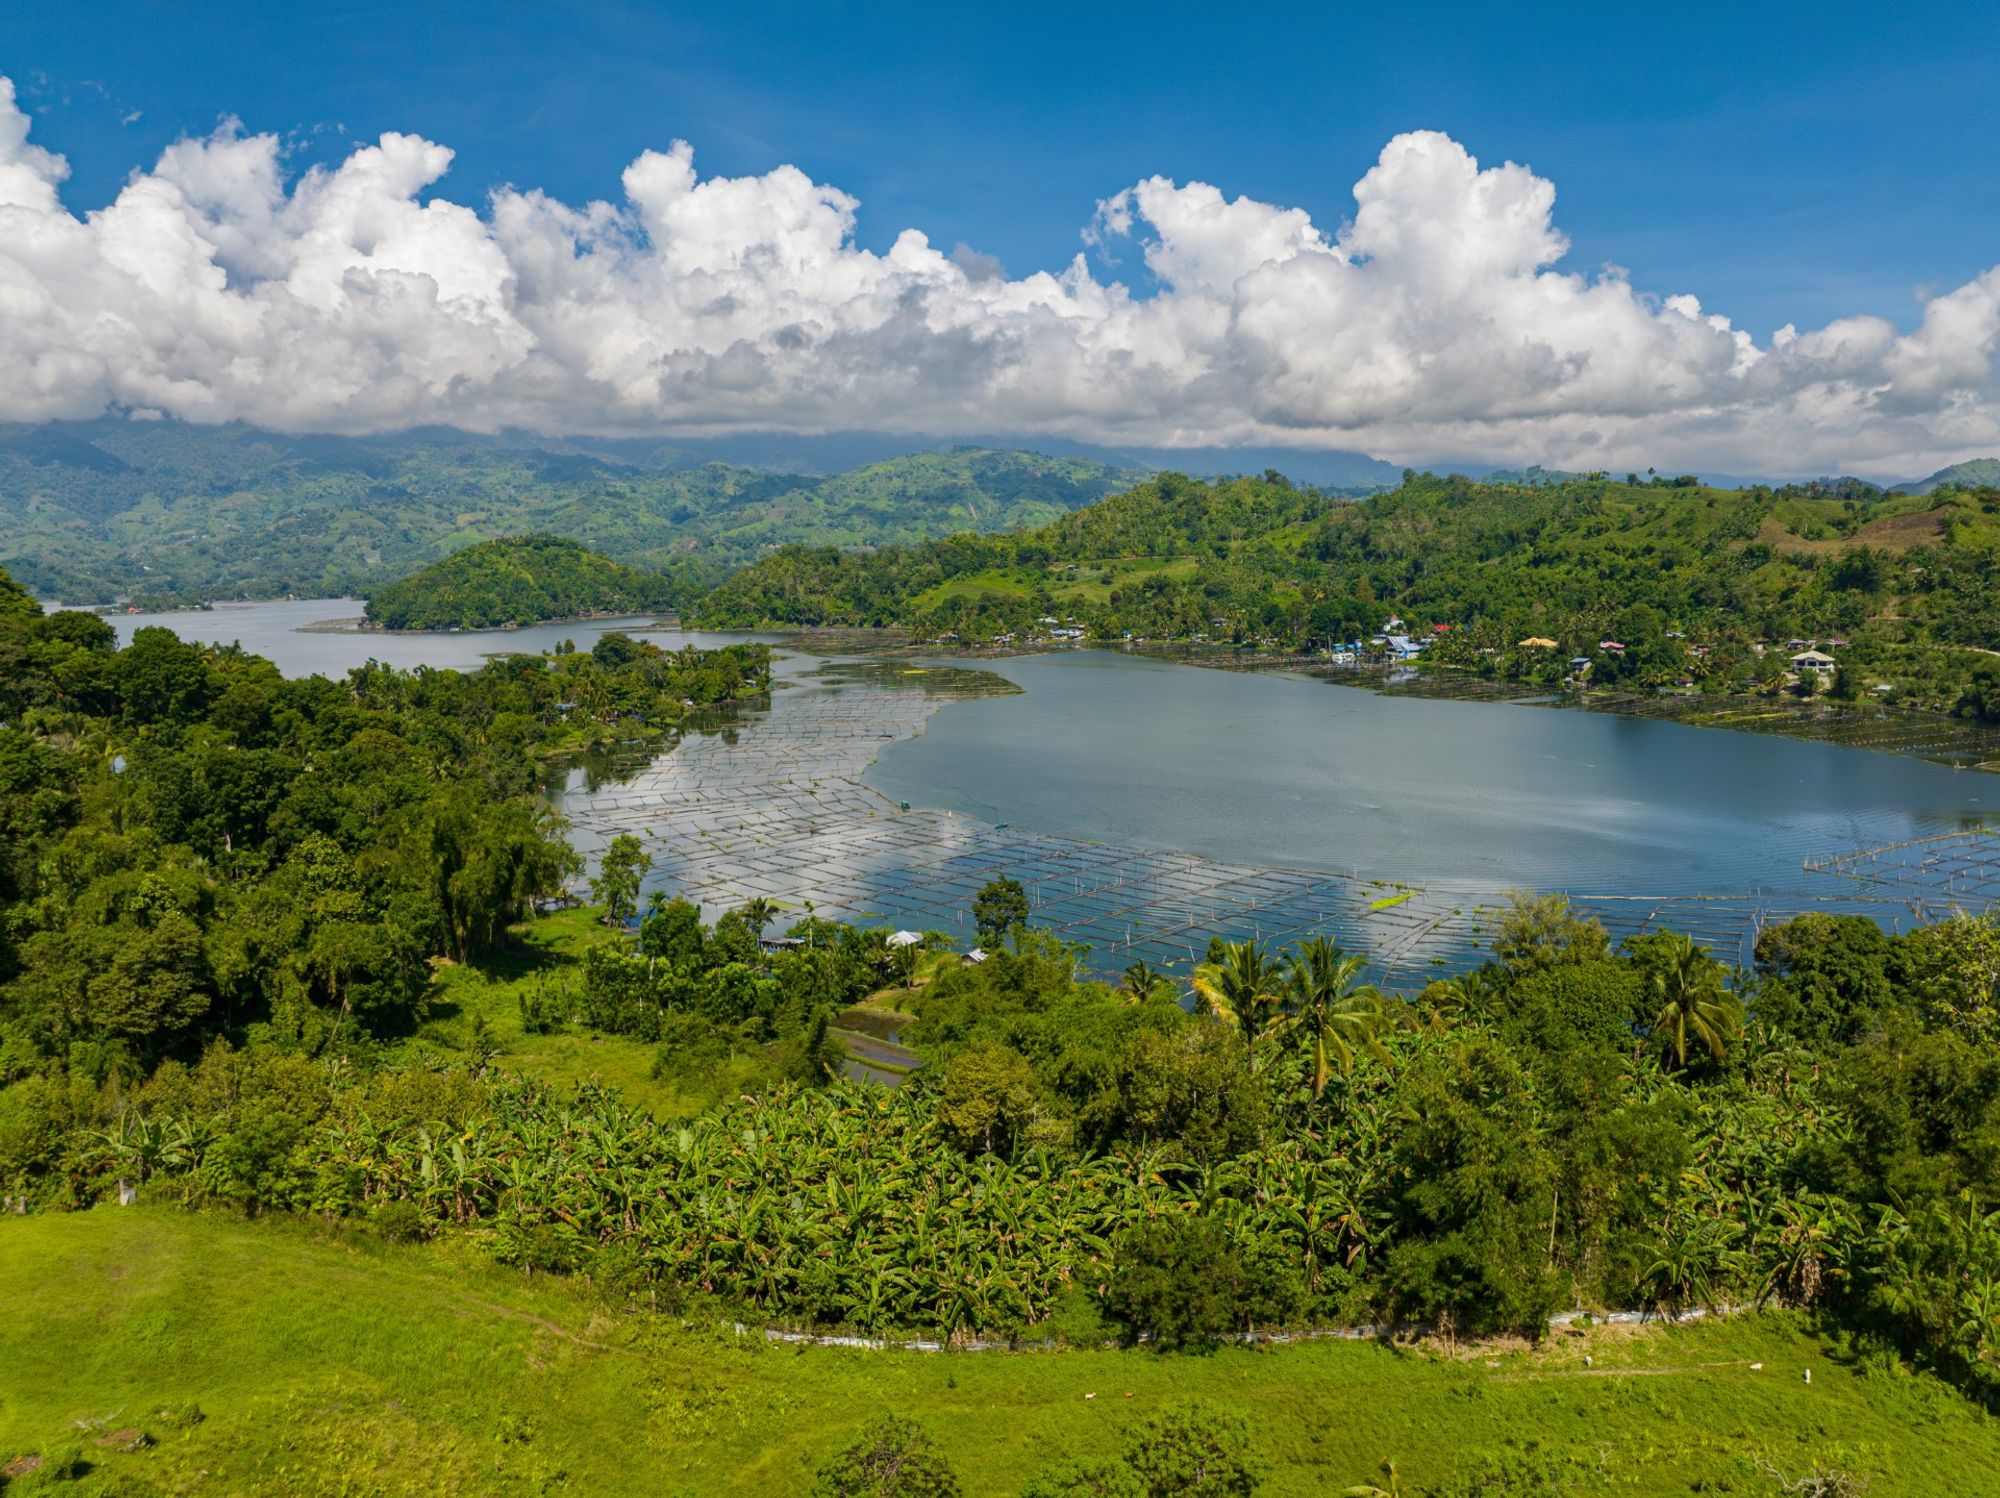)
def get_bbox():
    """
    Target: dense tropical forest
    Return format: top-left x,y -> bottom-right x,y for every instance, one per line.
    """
362,534 -> 677,631
694,468 -> 2000,716
9,548 -> 2000,1491
0,421 -> 1140,605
